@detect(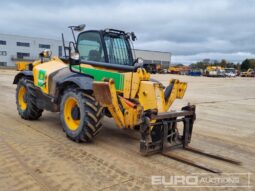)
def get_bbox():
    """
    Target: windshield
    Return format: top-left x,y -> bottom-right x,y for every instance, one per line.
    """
104,34 -> 133,65
78,32 -> 105,62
